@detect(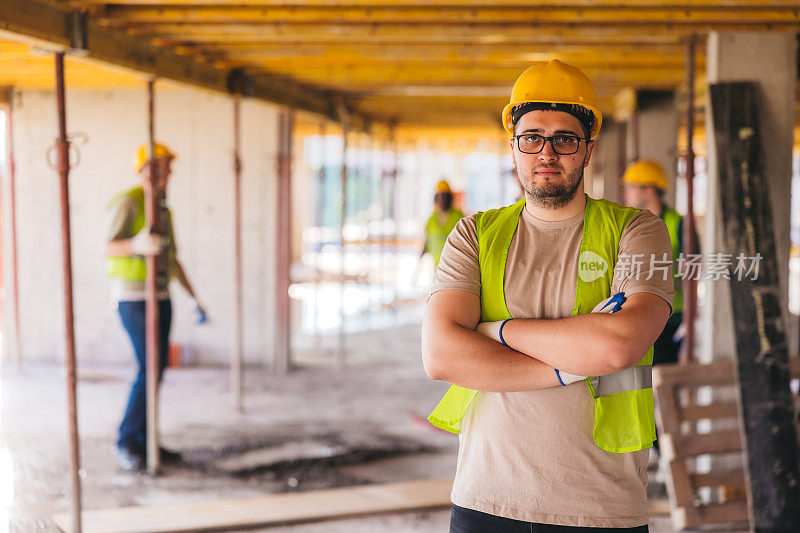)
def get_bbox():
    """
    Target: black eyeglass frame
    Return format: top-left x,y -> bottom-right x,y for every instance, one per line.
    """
512,133 -> 591,155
